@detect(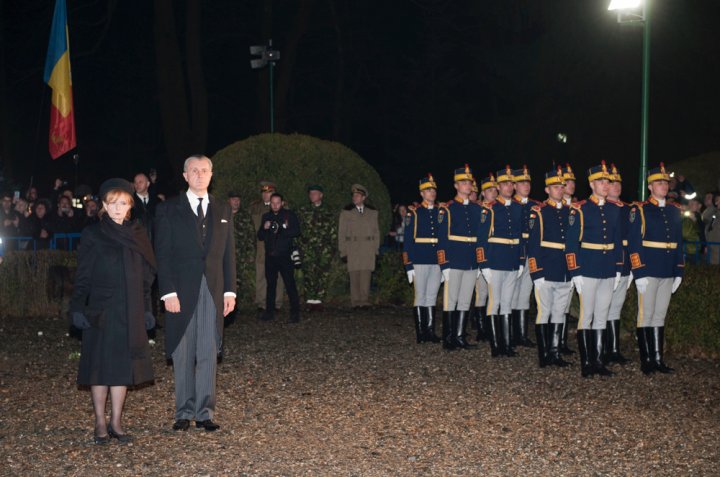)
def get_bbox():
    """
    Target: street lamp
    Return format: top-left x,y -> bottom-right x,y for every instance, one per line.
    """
609,0 -> 650,201
250,39 -> 281,133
